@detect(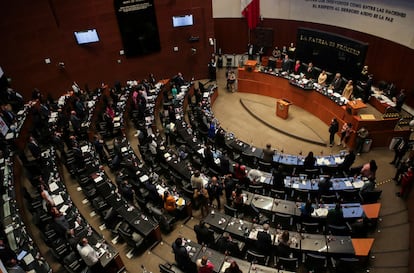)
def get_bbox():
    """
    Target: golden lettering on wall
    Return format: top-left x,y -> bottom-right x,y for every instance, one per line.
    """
299,34 -> 361,56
